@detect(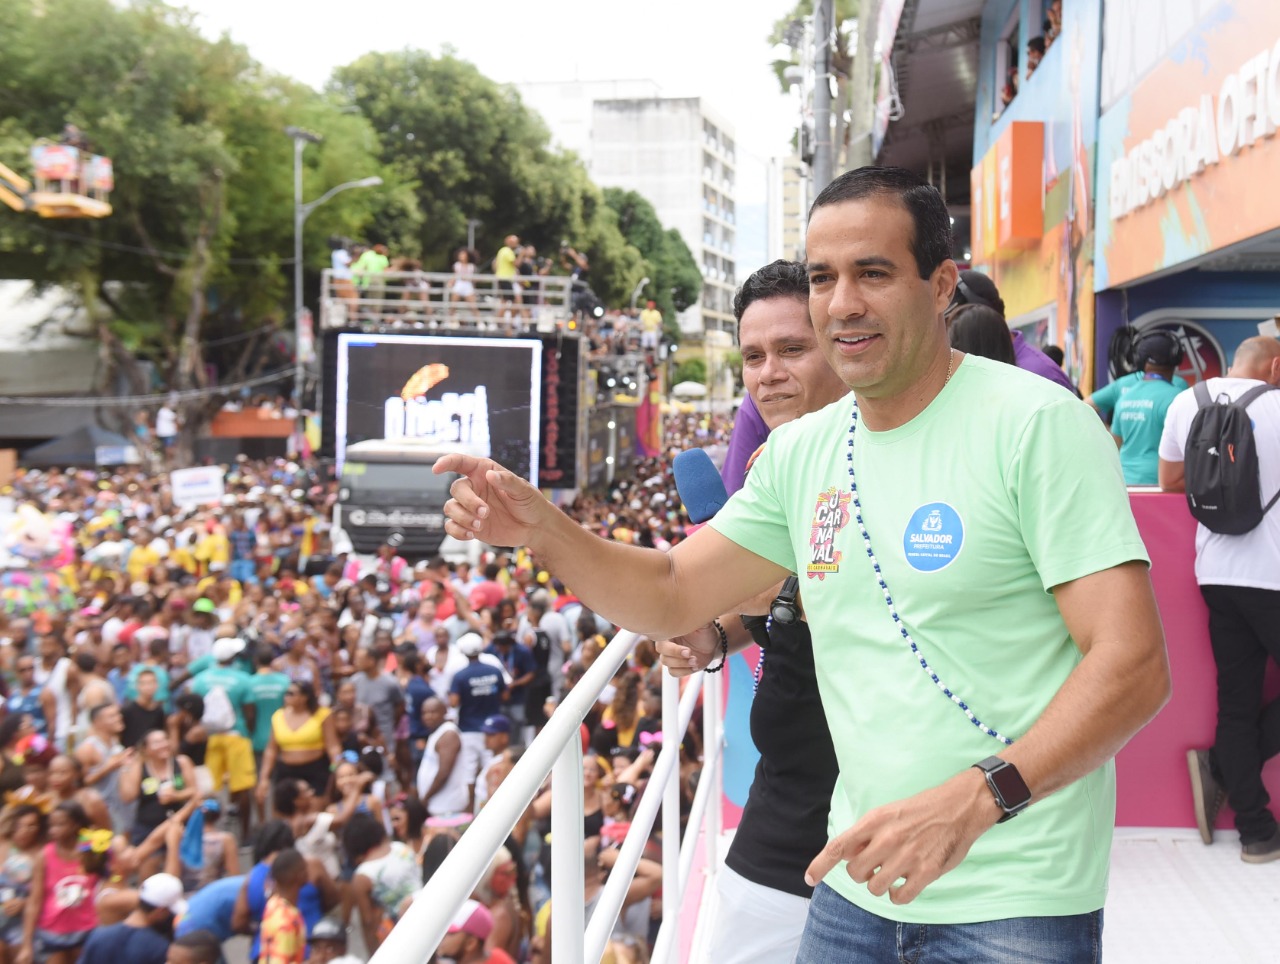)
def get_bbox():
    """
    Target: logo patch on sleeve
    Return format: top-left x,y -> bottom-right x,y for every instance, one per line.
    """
807,486 -> 852,579
903,503 -> 965,572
